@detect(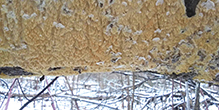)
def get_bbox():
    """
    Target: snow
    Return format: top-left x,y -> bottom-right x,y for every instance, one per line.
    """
1,73 -> 219,110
